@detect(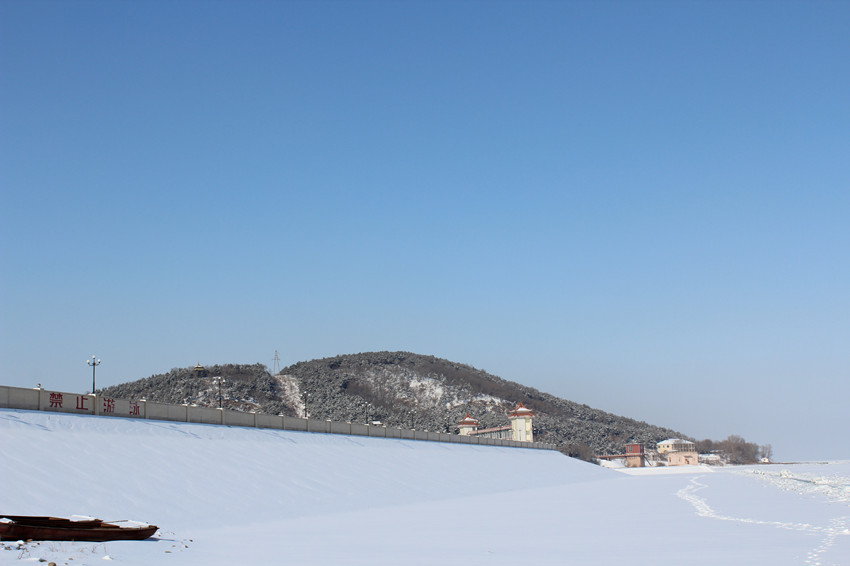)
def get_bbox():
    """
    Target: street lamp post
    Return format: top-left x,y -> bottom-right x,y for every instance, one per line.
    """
213,376 -> 225,409
87,355 -> 102,394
